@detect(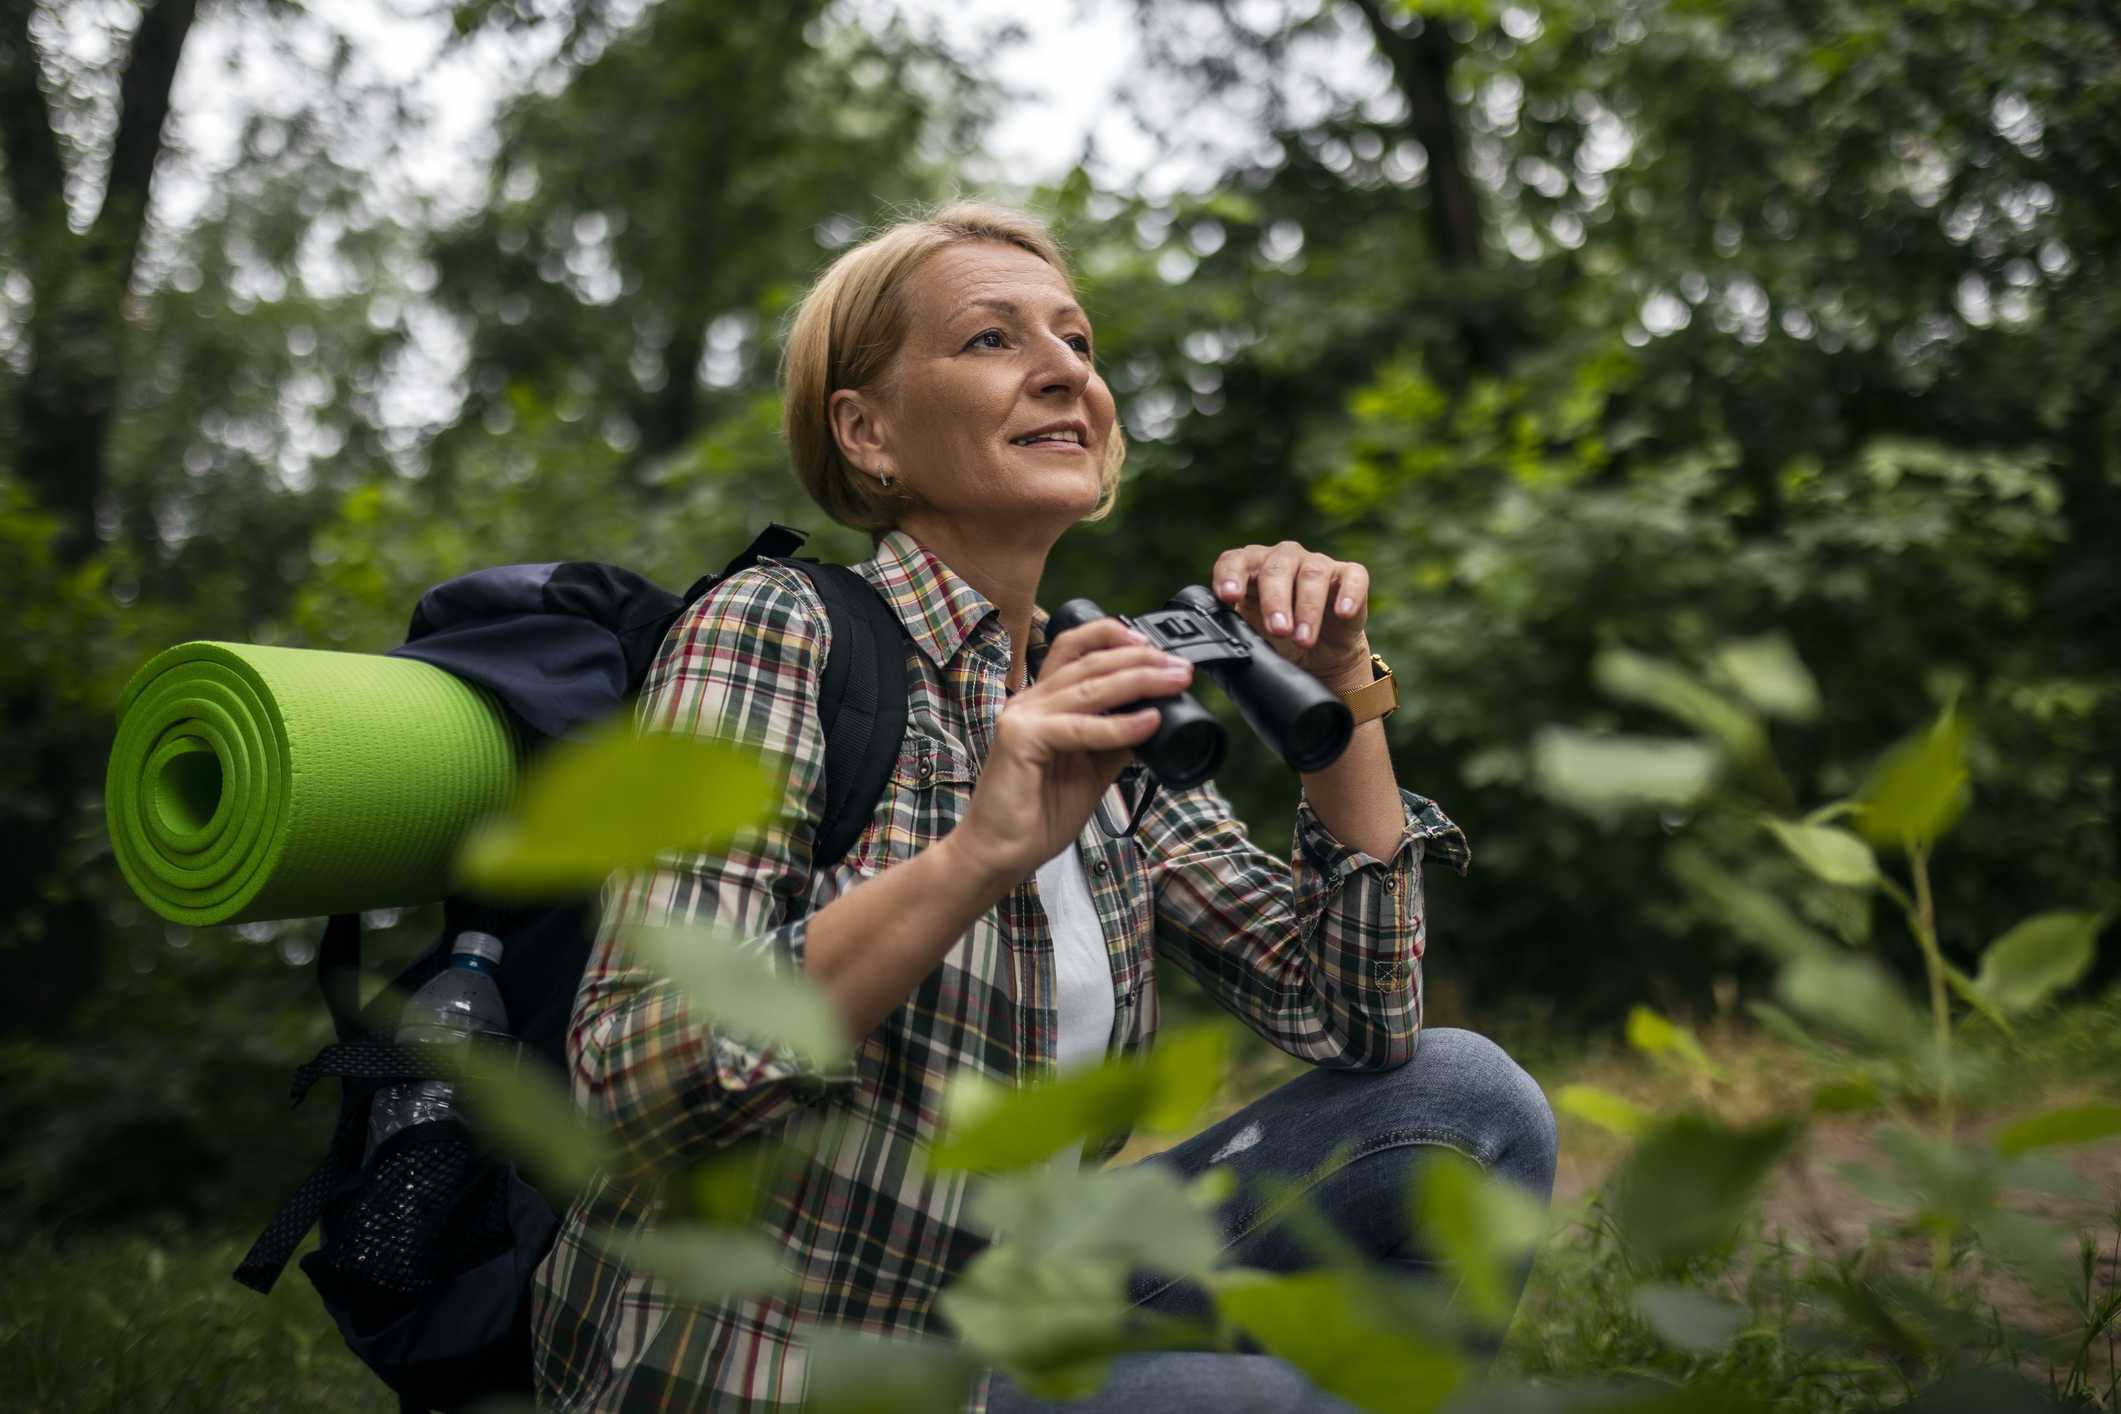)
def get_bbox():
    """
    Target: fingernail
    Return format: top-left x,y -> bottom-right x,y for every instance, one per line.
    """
1164,655 -> 1191,675
1126,628 -> 1150,644
1220,580 -> 1240,598
1295,623 -> 1313,645
1337,597 -> 1355,616
1269,612 -> 1289,633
